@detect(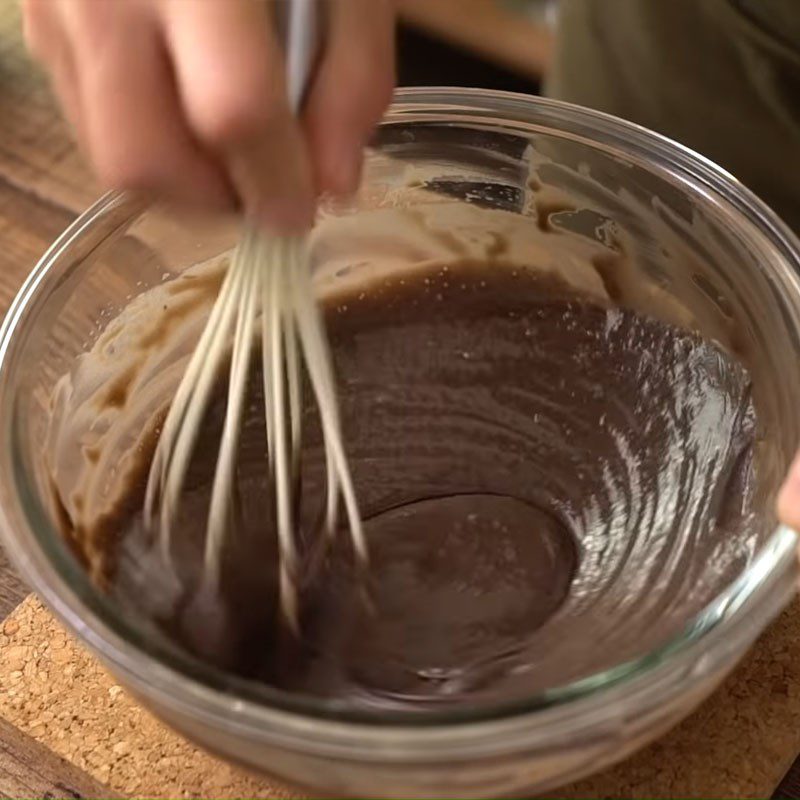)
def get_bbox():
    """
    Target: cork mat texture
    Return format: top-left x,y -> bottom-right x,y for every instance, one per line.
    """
2,595 -> 800,799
